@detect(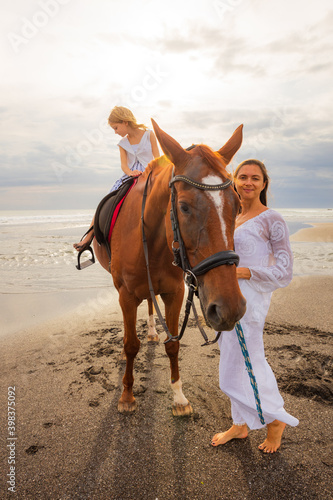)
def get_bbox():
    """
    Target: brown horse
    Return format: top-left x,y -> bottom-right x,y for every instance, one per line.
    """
94,120 -> 246,415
